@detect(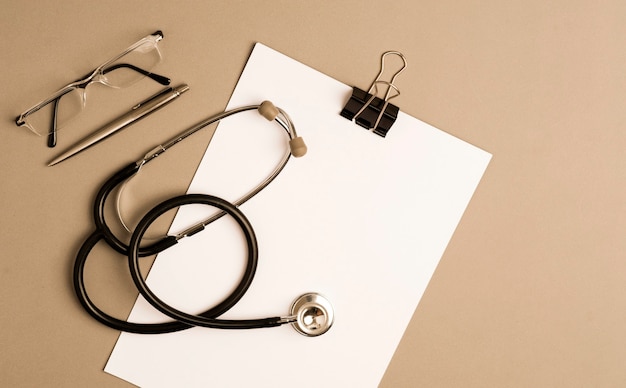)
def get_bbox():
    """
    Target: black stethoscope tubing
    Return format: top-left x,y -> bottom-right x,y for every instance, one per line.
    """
74,102 -> 302,333
74,194 -> 286,334
74,231 -> 189,334
127,194 -> 286,329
